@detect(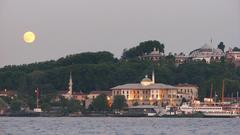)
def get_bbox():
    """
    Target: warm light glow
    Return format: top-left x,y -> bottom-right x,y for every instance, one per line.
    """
140,97 -> 143,100
107,97 -> 110,100
23,31 -> 36,43
149,97 -> 152,100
